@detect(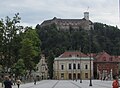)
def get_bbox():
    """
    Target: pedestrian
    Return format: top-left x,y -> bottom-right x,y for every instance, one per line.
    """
34,78 -> 36,85
16,79 -> 21,88
3,76 -> 13,88
12,78 -> 16,85
112,75 -> 119,88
